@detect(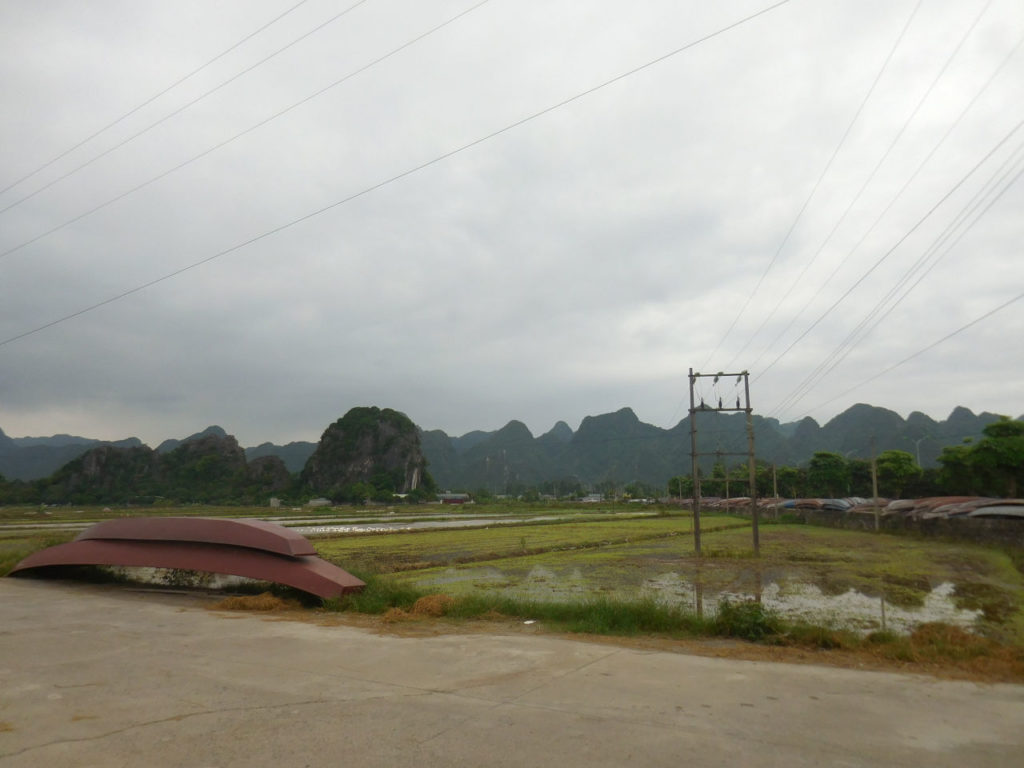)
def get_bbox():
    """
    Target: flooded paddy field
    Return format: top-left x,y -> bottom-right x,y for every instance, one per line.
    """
0,502 -> 650,534
314,521 -> 1024,642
